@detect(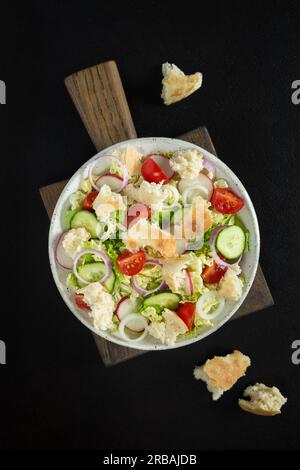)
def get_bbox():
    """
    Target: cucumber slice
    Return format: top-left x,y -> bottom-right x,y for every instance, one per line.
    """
78,262 -> 115,292
216,225 -> 245,260
71,210 -> 100,238
143,292 -> 180,310
63,207 -> 80,230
